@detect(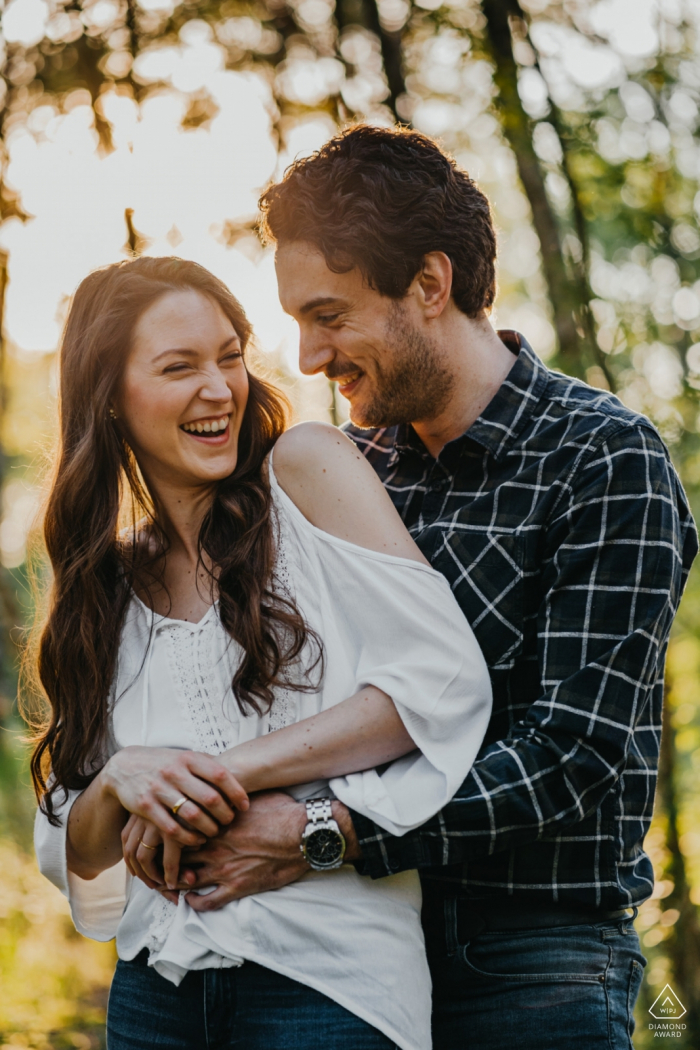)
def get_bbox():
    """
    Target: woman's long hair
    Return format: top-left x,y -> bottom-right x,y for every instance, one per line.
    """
28,255 -> 320,823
